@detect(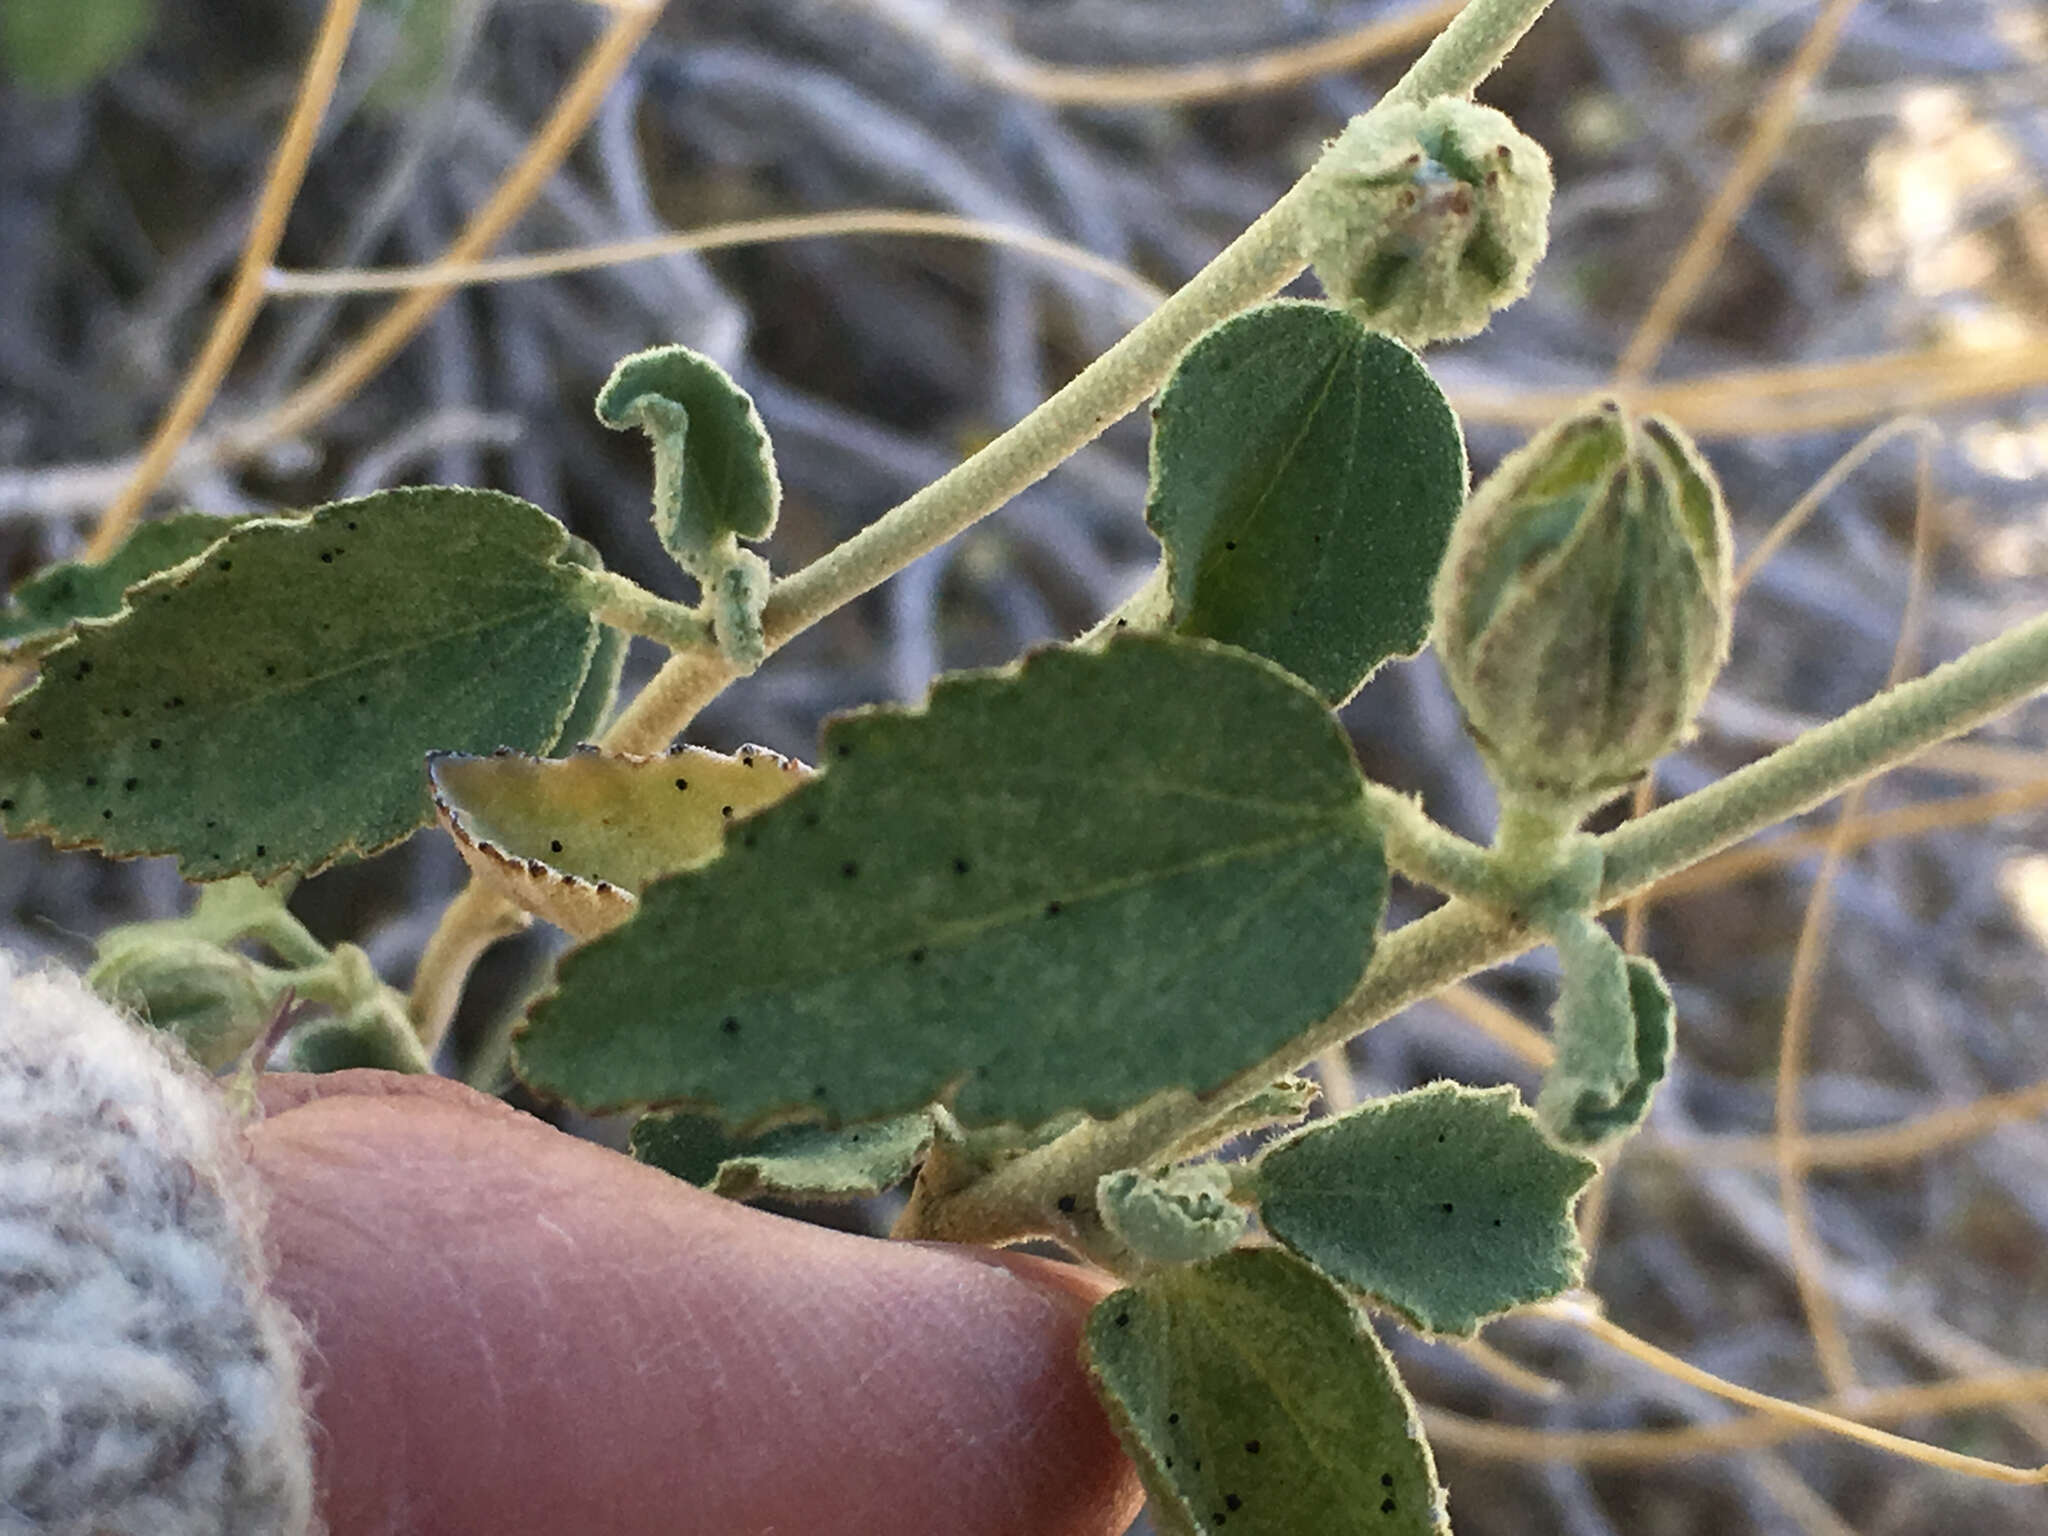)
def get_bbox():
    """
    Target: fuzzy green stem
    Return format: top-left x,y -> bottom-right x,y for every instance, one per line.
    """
902,608 -> 2048,1246
572,568 -> 714,653
1361,782 -> 1499,901
1382,0 -> 1559,107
